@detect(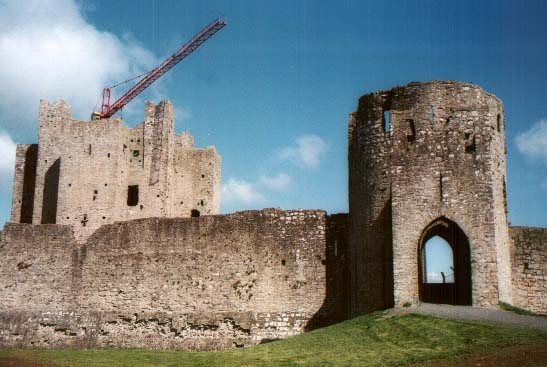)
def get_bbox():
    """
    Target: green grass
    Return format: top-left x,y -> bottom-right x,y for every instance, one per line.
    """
1,313 -> 546,367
